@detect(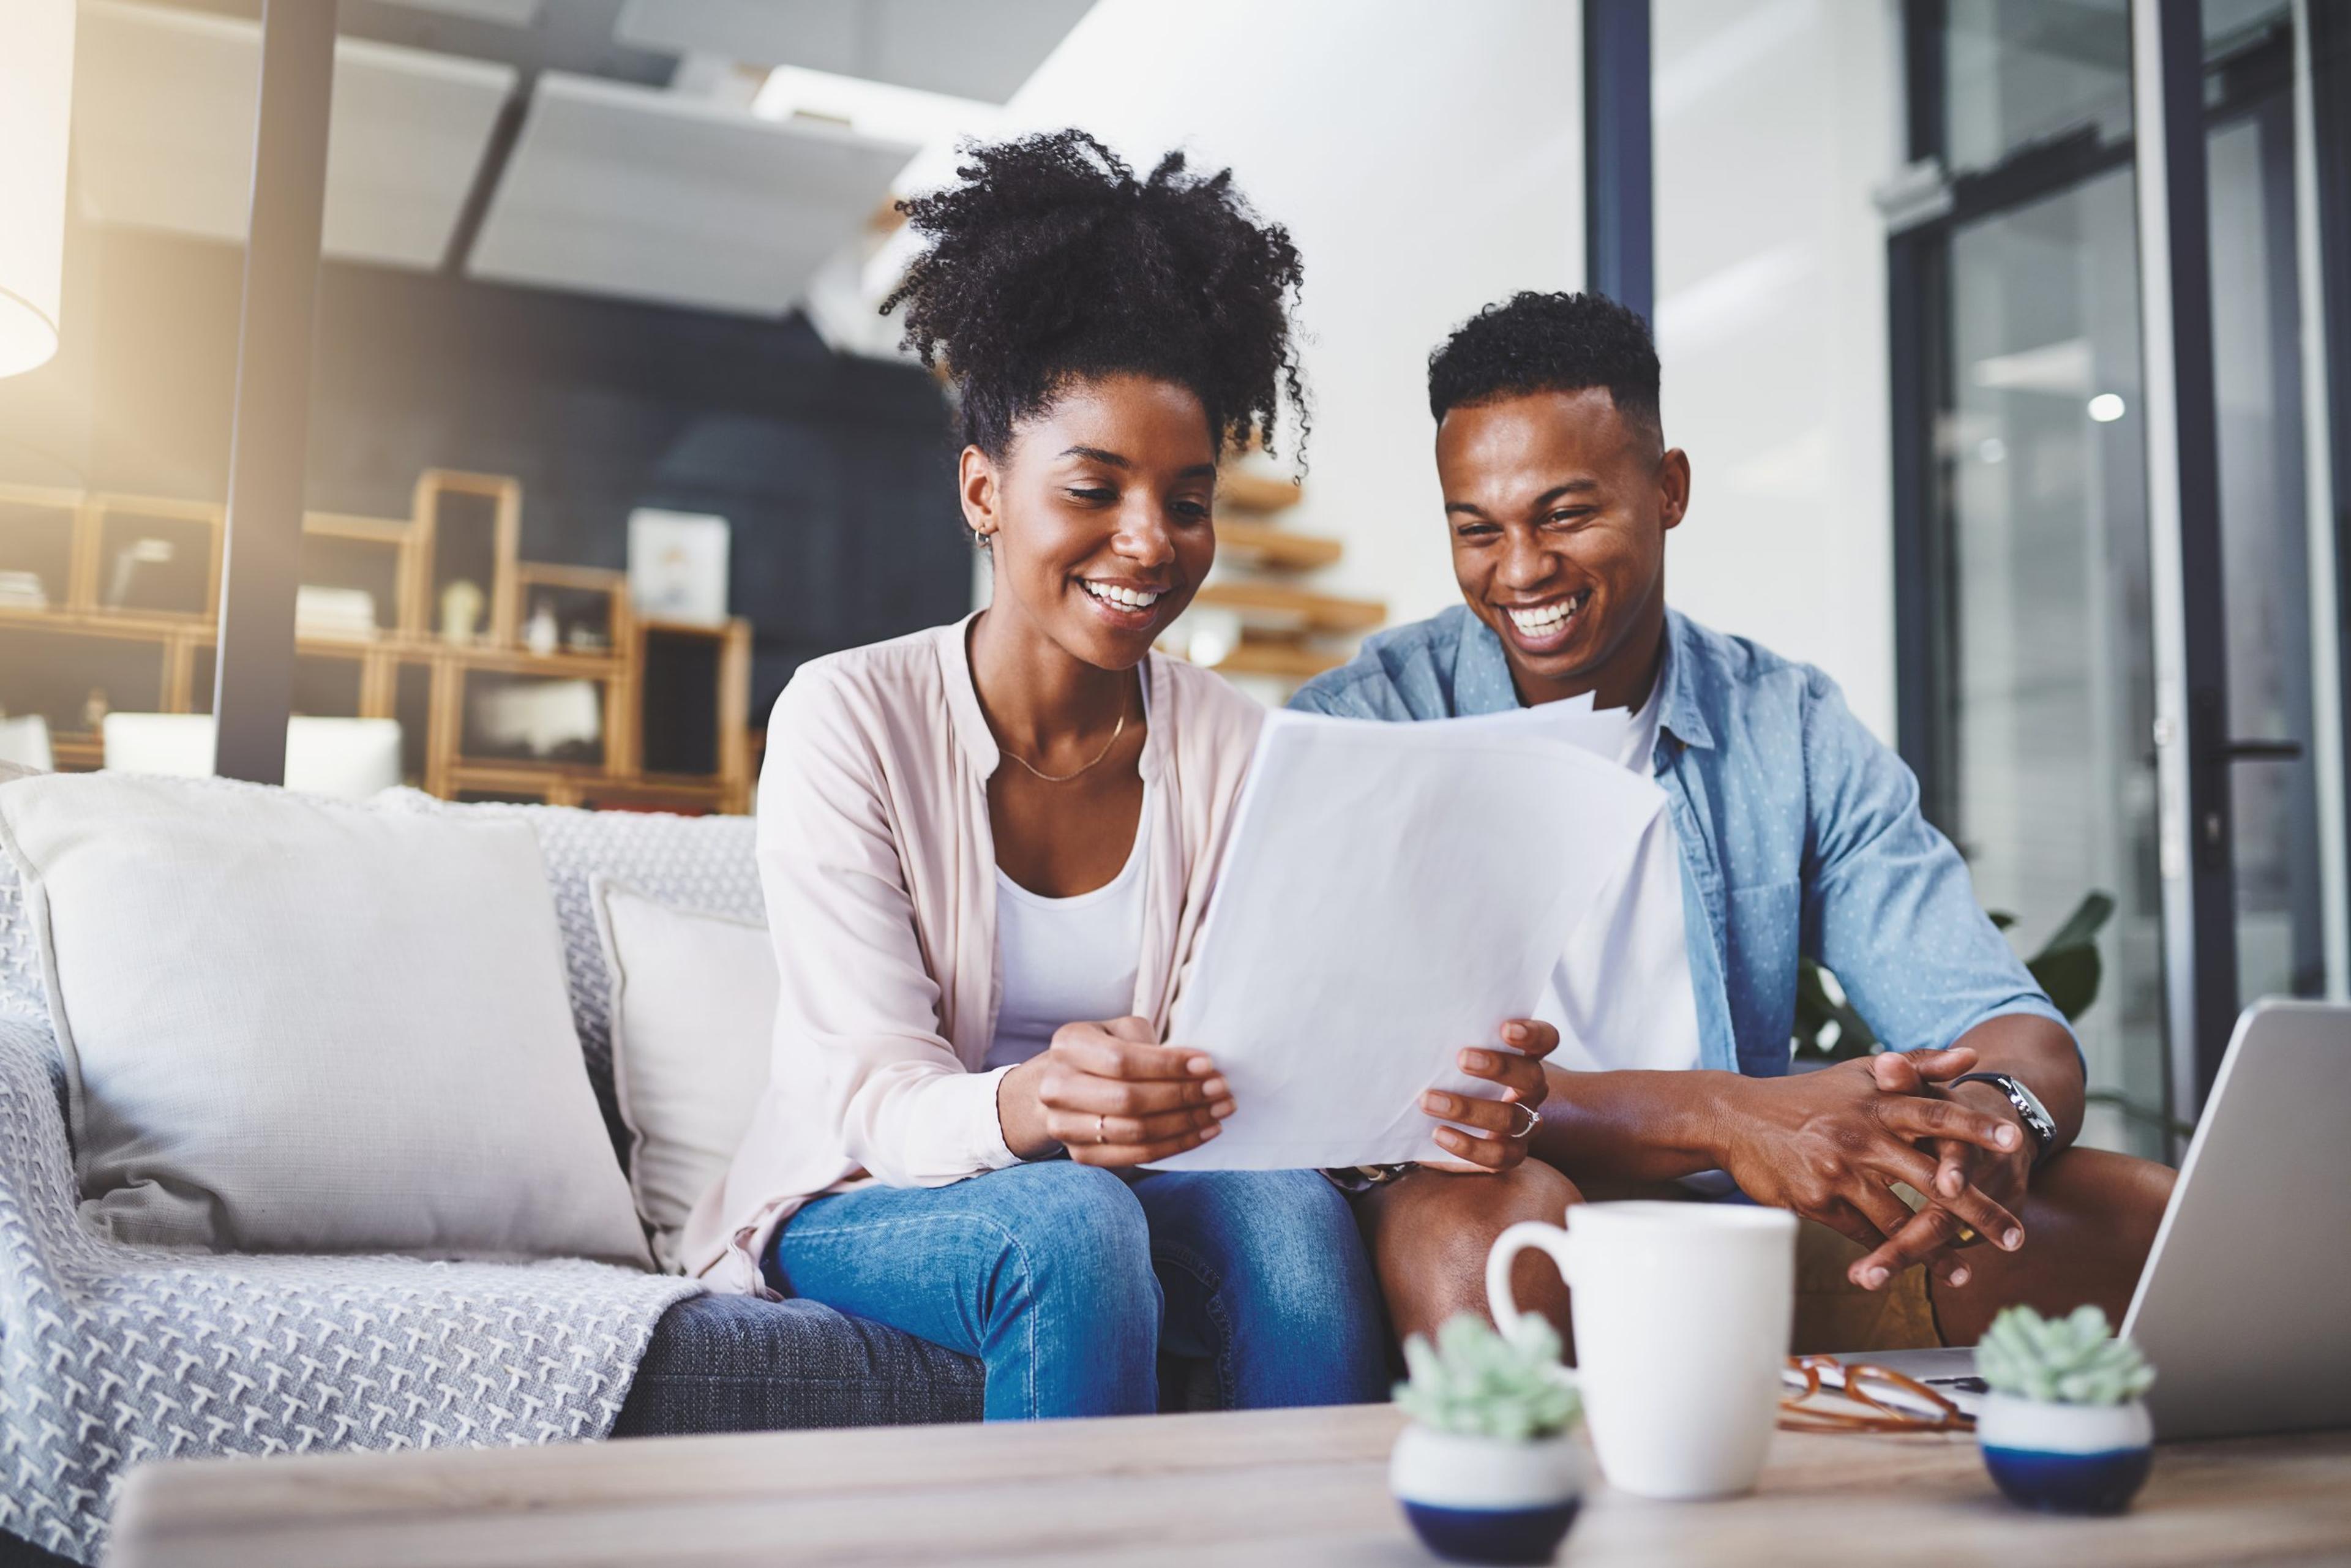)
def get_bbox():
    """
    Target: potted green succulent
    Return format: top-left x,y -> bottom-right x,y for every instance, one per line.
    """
1389,1313 -> 1583,1565
1974,1304 -> 2158,1514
